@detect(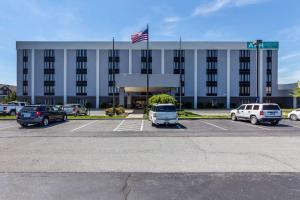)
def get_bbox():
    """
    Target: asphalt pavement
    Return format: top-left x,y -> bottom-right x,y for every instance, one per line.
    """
1,119 -> 300,199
